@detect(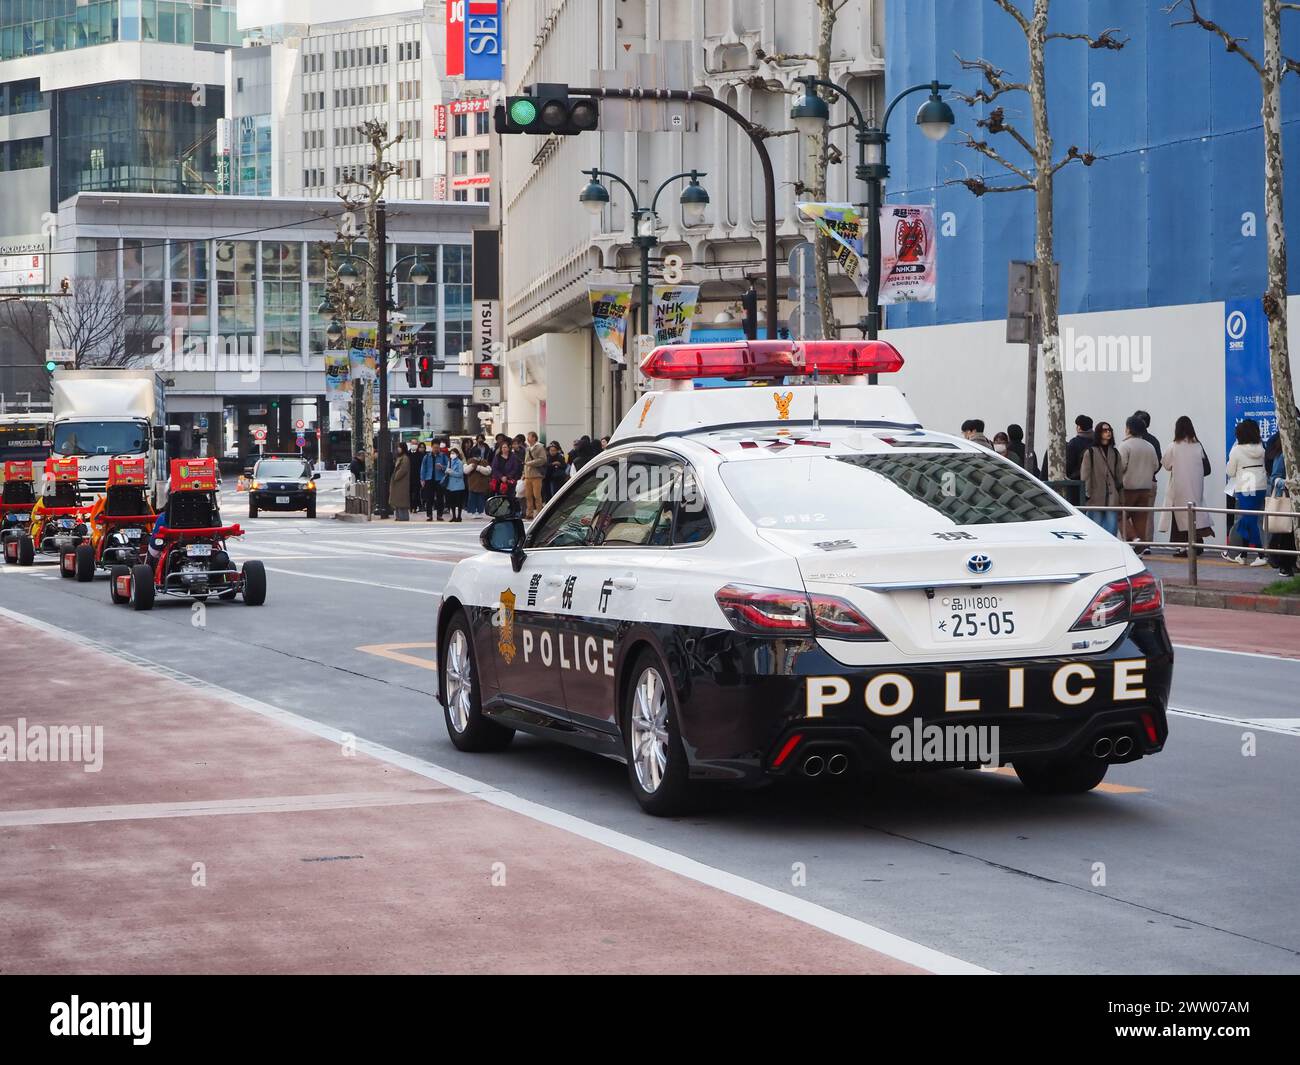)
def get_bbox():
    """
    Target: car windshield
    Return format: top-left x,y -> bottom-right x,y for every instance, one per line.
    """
53,421 -> 146,456
256,459 -> 310,480
720,452 -> 1071,530
0,423 -> 51,461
